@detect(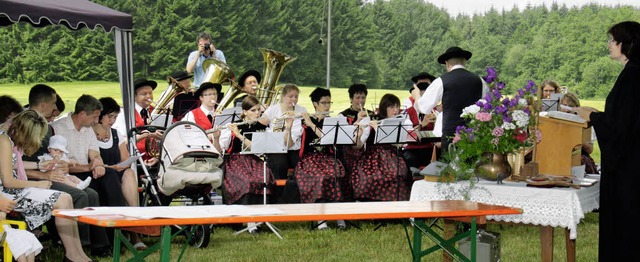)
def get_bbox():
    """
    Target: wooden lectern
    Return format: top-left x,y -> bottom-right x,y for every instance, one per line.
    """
535,116 -> 590,176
